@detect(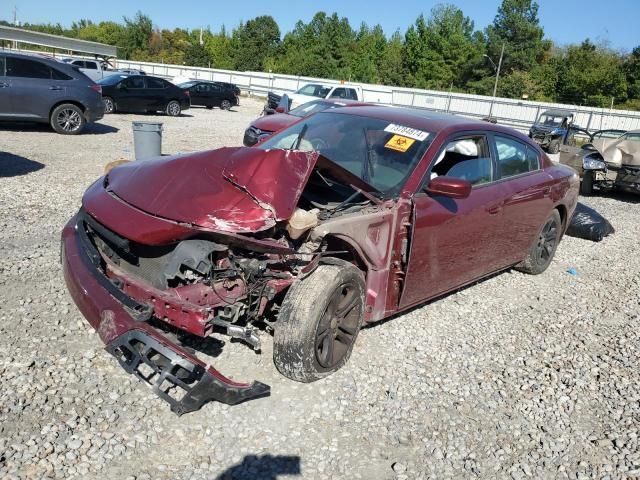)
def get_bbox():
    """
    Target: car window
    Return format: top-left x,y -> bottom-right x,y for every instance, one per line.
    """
618,132 -> 640,142
345,89 -> 358,100
289,101 -> 335,118
0,56 -> 5,76
297,84 -> 331,97
592,130 -> 625,140
195,83 -> 209,92
429,136 -> 493,186
123,77 -> 144,89
6,57 -> 52,79
146,77 -> 165,89
258,112 -> 435,196
84,61 -> 98,70
51,67 -> 73,81
71,60 -> 85,68
494,135 -> 539,178
330,88 -> 349,99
